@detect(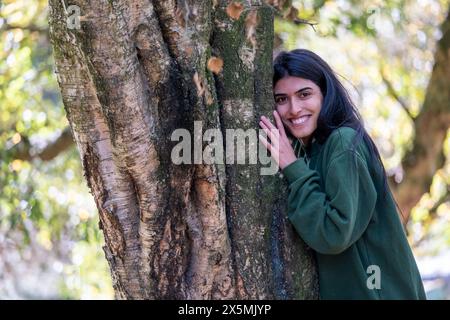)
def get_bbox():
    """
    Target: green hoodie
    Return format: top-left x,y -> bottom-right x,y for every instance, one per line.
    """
282,126 -> 426,300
